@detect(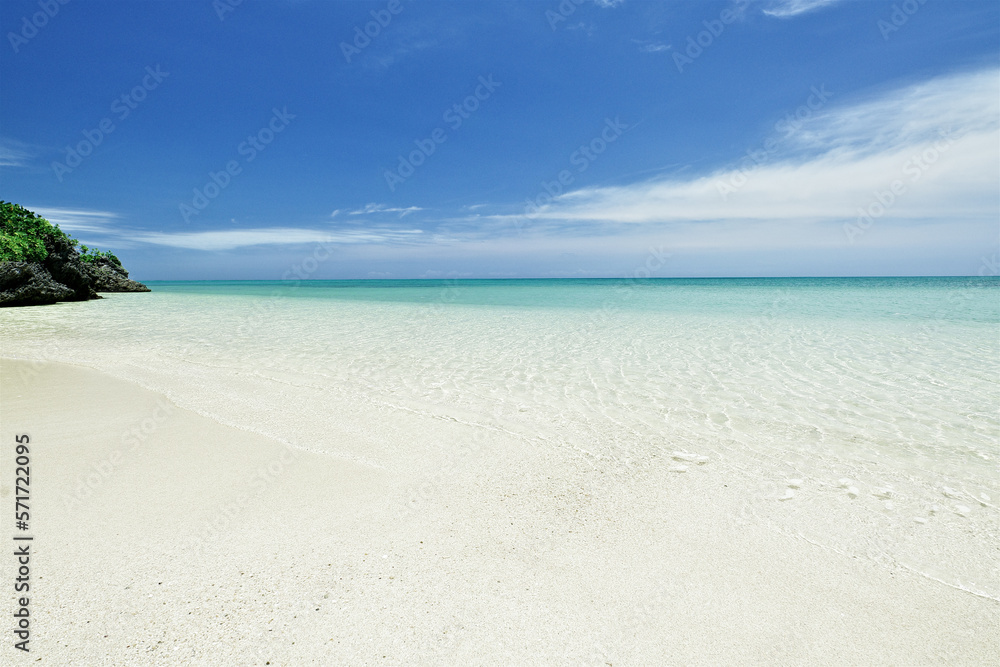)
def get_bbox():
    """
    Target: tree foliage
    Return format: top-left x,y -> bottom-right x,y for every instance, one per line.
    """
0,201 -> 117,264
78,244 -> 122,266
